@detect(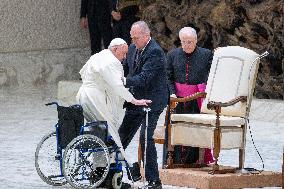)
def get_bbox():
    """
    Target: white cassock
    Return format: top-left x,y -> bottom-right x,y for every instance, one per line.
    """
76,49 -> 133,162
